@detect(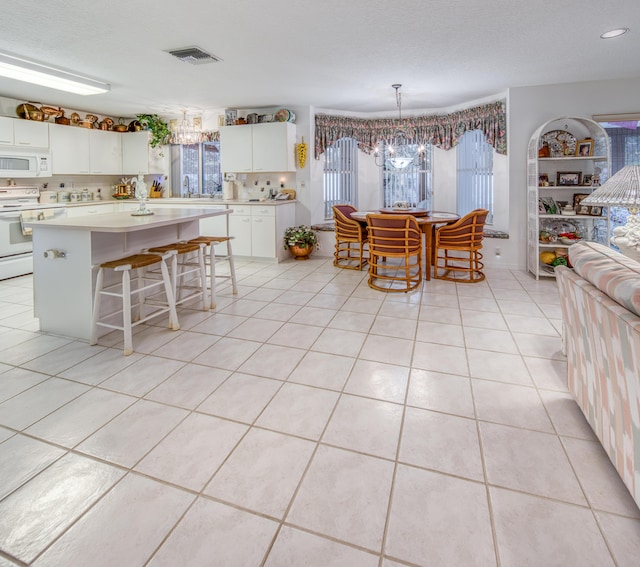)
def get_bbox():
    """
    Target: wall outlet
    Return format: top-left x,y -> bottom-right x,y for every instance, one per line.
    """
495,247 -> 501,257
